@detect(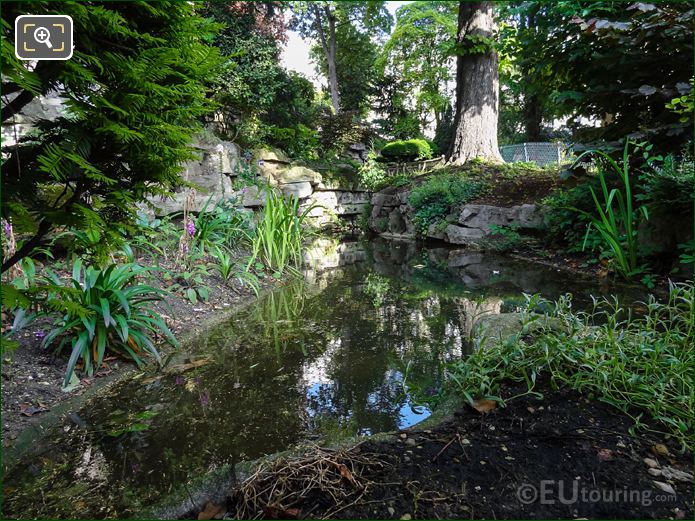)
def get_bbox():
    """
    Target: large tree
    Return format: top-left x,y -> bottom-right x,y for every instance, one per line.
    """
448,1 -> 502,164
289,1 -> 391,113
1,1 -> 221,272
